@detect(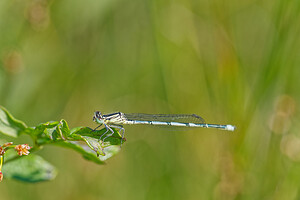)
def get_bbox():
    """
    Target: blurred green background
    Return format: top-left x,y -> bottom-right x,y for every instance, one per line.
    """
0,0 -> 300,199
